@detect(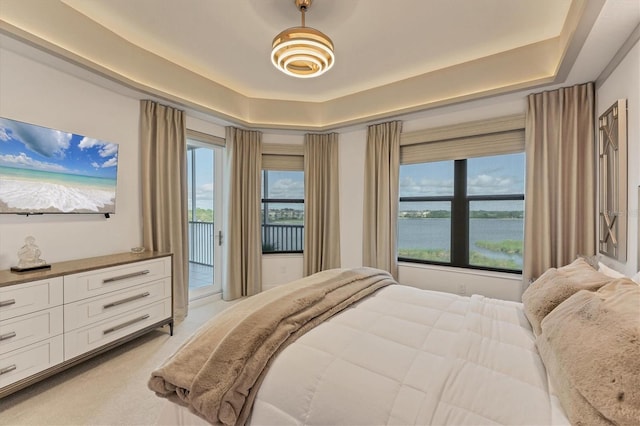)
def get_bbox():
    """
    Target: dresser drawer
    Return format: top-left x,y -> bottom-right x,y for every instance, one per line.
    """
0,335 -> 64,389
64,278 -> 171,332
64,299 -> 172,360
0,278 -> 63,321
0,306 -> 63,355
64,257 -> 171,303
